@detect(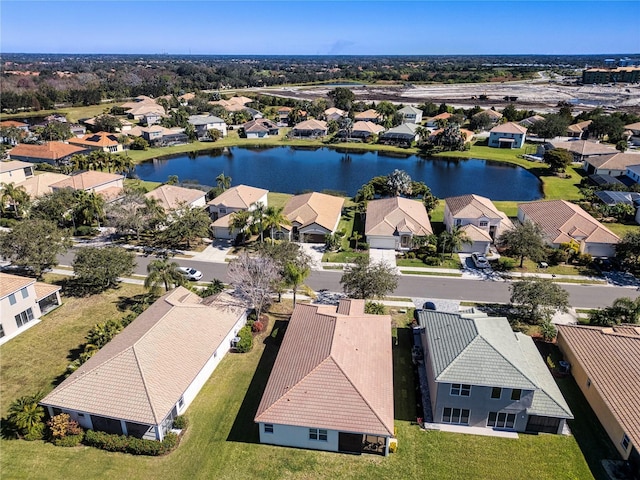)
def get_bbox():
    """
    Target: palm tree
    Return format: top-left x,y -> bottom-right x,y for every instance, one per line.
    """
284,260 -> 310,305
229,210 -> 253,243
8,393 -> 45,437
144,258 -> 185,294
0,182 -> 30,218
386,169 -> 413,197
263,205 -> 291,239
70,153 -> 89,171
216,172 -> 232,191
252,202 -> 267,243
351,231 -> 363,251
447,225 -> 472,257
73,191 -> 105,227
